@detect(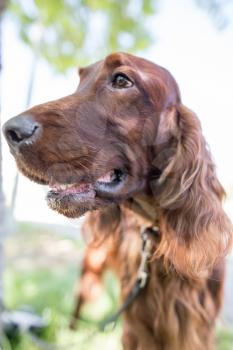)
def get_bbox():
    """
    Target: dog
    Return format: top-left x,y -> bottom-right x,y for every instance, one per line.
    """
3,52 -> 233,349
